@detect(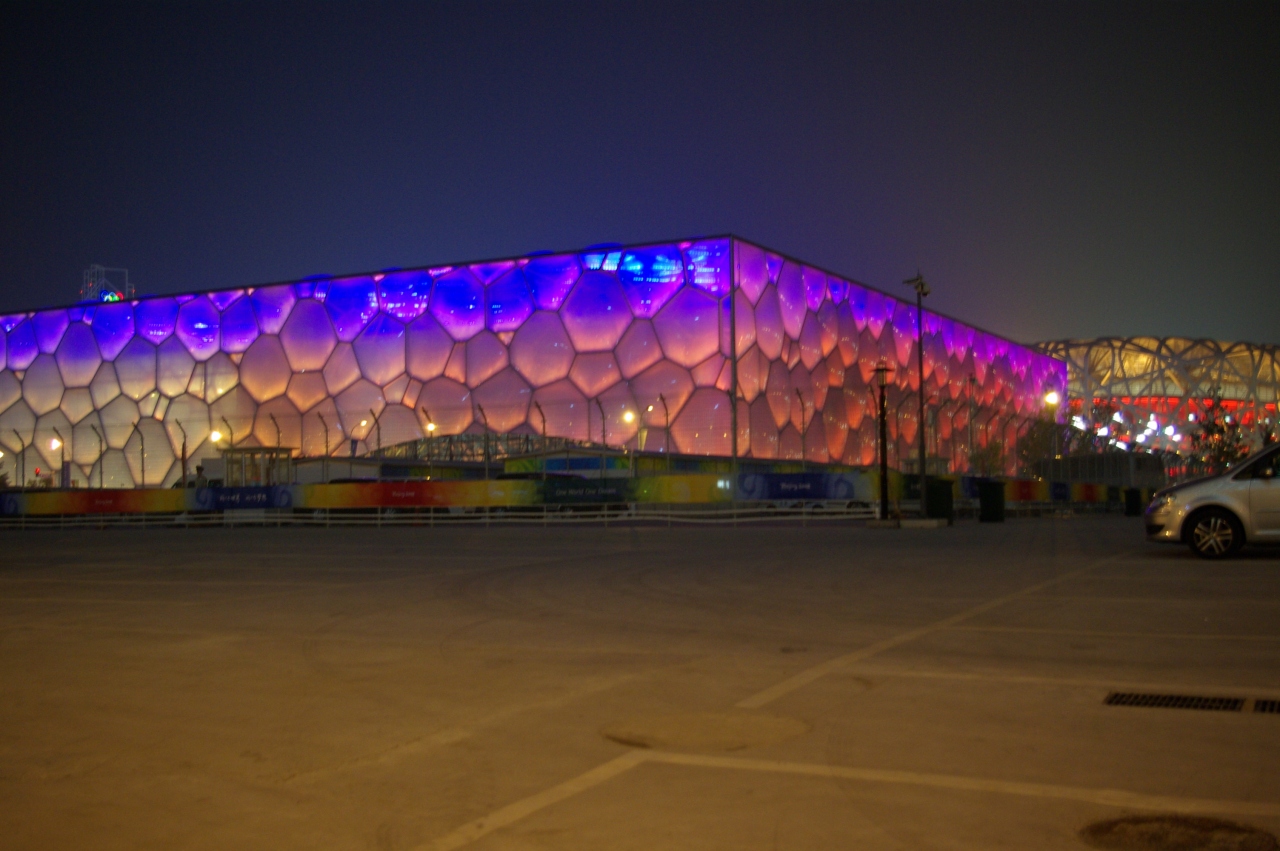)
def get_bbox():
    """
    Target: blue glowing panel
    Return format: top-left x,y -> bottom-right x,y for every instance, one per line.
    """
617,246 -> 685,318
250,285 -> 297,335
353,313 -> 407,386
430,269 -> 486,341
377,271 -> 432,322
486,269 -> 535,333
683,239 -> 731,297
91,302 -> 135,360
135,298 -> 180,345
6,319 -> 38,370
325,277 -> 380,342
33,309 -> 69,354
219,296 -> 260,353
176,297 -> 221,361
524,254 -> 580,310
54,323 -> 101,388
